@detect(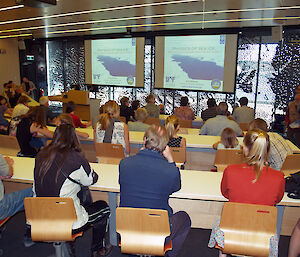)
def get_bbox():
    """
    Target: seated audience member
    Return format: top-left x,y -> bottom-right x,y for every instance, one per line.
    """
232,97 -> 255,124
288,218 -> 300,257
119,125 -> 191,257
208,129 -> 285,257
39,96 -> 57,124
3,81 -> 21,108
0,96 -> 10,131
165,115 -> 186,148
65,101 -> 92,128
201,98 -> 217,122
249,118 -> 293,171
12,95 -> 30,118
0,96 -> 12,117
131,100 -> 140,120
212,128 -> 241,150
128,108 -> 150,132
21,76 -> 37,100
144,94 -> 160,118
33,124 -> 111,256
286,93 -> 300,147
94,100 -> 130,155
16,106 -> 53,157
0,154 -> 33,220
119,96 -> 134,123
200,102 -> 243,136
56,113 -> 89,139
174,96 -> 195,120
159,104 -> 165,114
